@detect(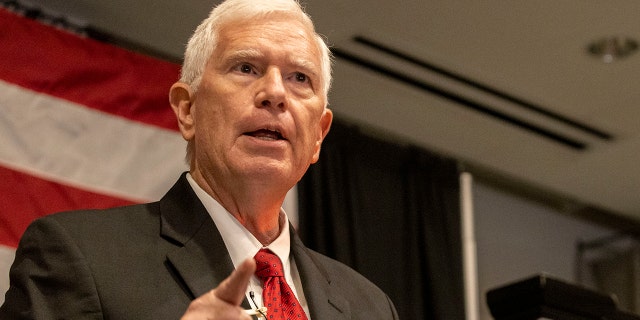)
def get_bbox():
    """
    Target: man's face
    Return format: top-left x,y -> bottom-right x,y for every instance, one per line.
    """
188,14 -> 332,192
